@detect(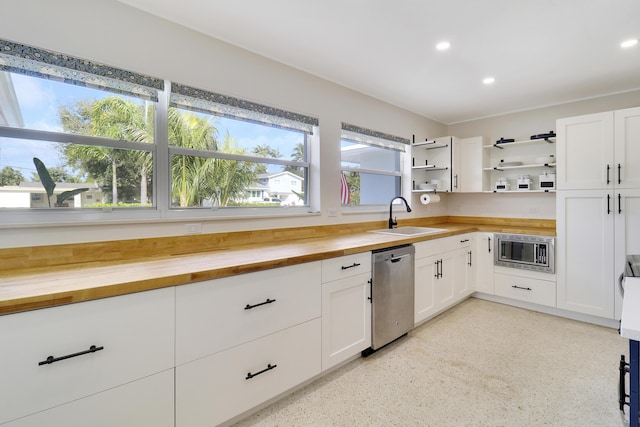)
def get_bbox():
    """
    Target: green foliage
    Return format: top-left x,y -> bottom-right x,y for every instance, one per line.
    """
0,166 -> 25,186
33,157 -> 56,207
33,157 -> 89,207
